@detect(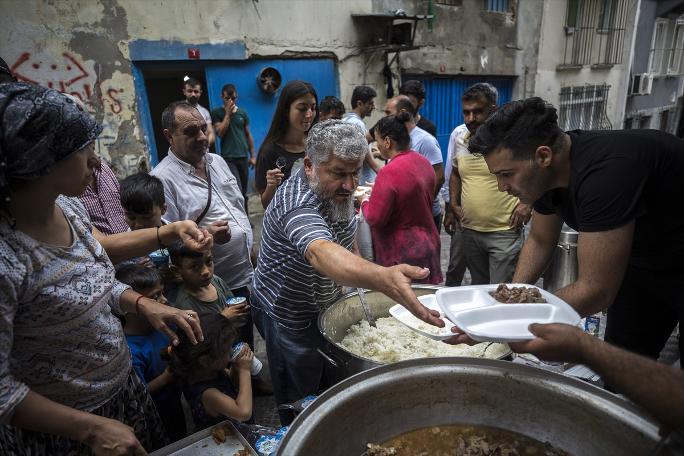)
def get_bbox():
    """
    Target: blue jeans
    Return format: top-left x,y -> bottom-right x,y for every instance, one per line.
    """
251,306 -> 324,425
